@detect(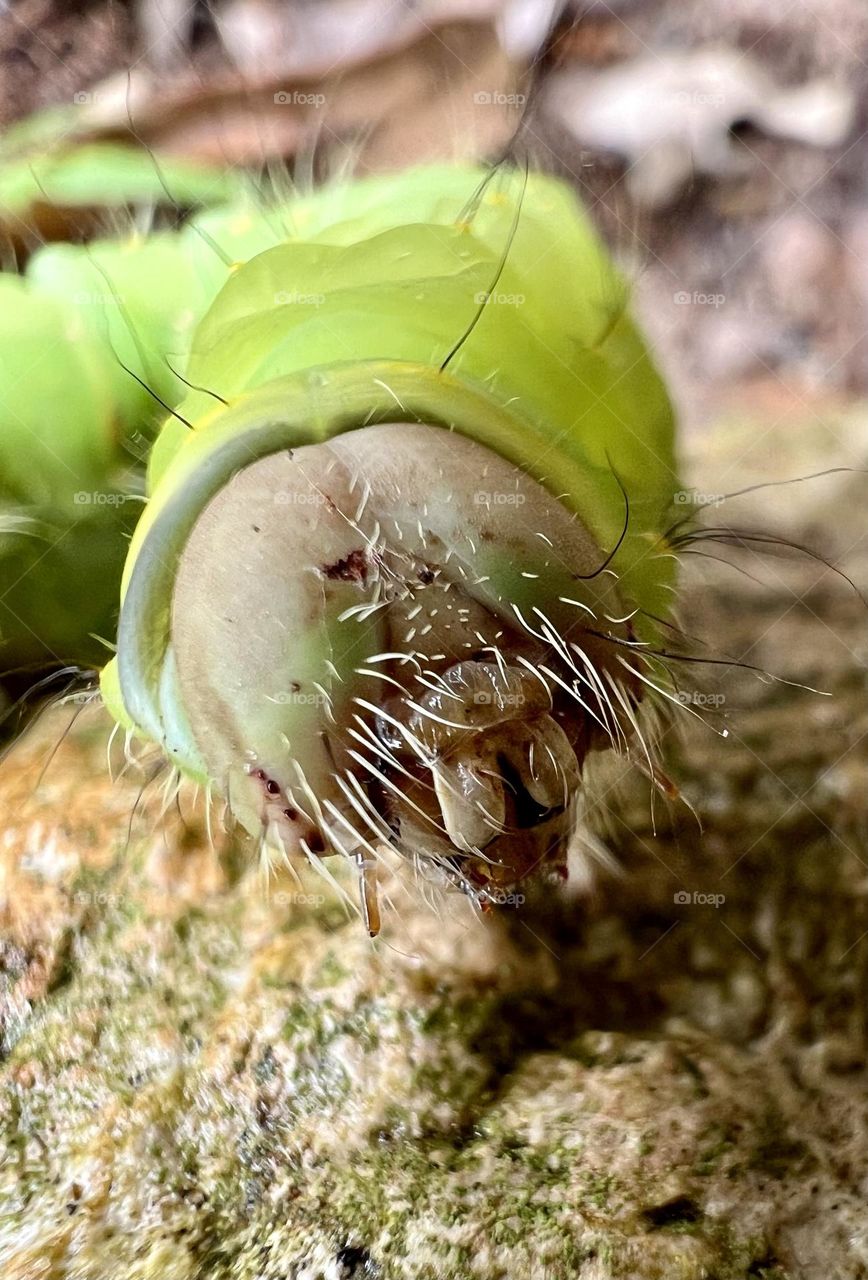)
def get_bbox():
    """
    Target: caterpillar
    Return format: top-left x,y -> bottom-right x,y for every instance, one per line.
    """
1,150 -> 680,934
0,140 -> 263,676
